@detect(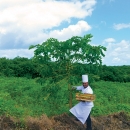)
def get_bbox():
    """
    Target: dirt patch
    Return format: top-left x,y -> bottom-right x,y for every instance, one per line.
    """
0,112 -> 130,130
52,112 -> 130,130
91,112 -> 130,130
